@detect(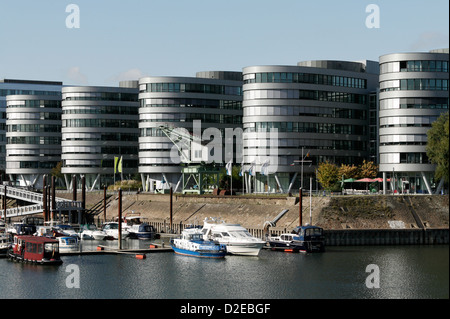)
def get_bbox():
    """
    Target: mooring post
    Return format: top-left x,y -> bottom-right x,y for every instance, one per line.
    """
3,185 -> 6,222
118,188 -> 122,250
81,175 -> 86,224
103,185 -> 107,223
51,176 -> 56,222
170,187 -> 173,232
299,188 -> 303,227
72,175 -> 77,224
43,175 -> 47,222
